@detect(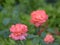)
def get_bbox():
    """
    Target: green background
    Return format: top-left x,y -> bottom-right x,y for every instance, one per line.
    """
0,0 -> 60,45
